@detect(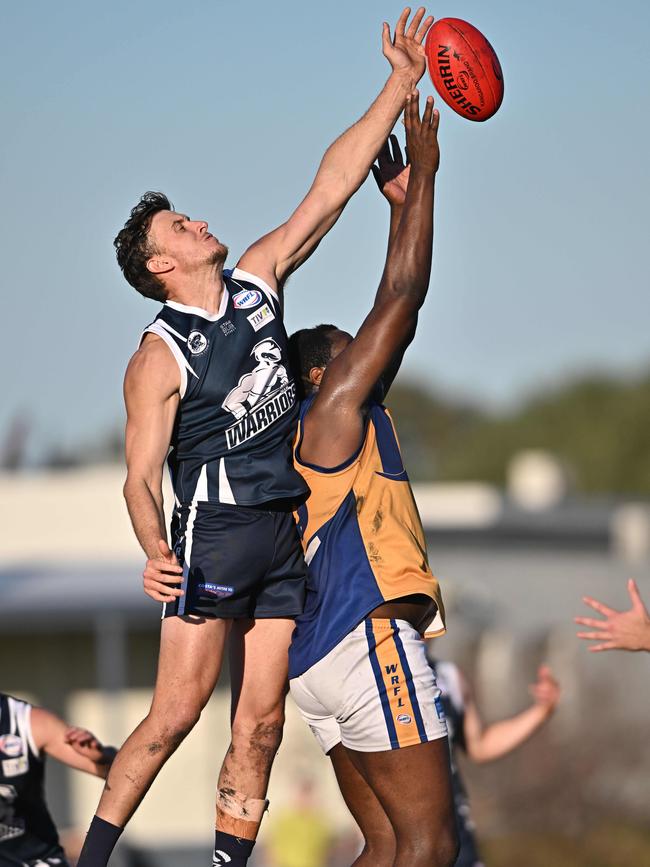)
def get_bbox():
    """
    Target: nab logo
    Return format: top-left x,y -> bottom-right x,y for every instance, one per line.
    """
187,331 -> 208,355
397,713 -> 412,725
232,289 -> 262,309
